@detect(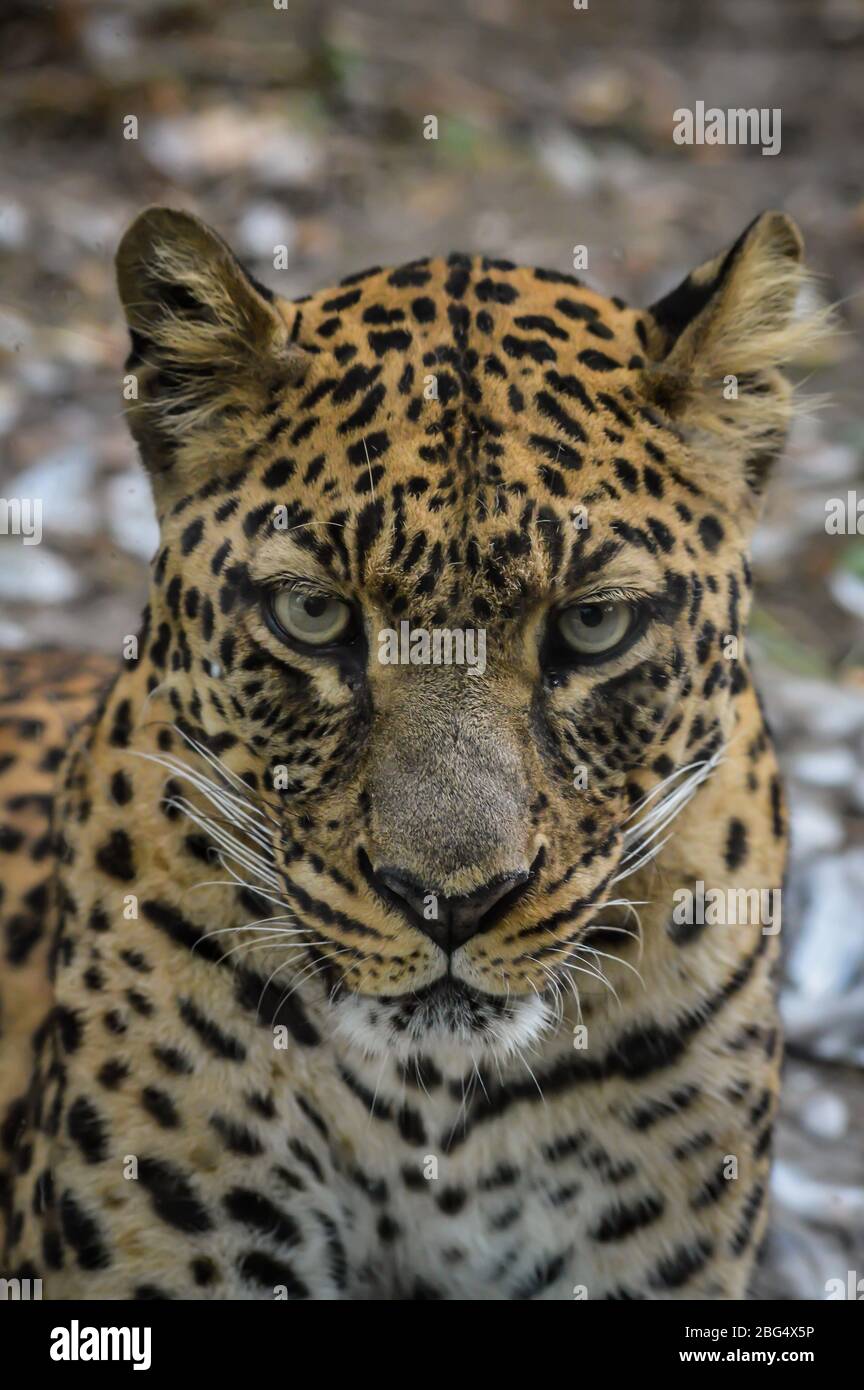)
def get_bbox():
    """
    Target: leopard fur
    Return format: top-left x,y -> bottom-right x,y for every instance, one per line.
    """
0,208 -> 821,1299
